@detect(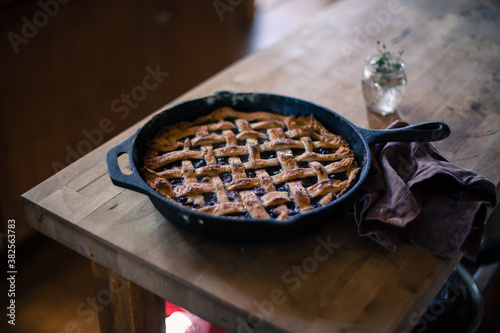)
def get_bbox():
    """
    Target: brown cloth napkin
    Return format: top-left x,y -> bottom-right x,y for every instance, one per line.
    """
350,120 -> 497,260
